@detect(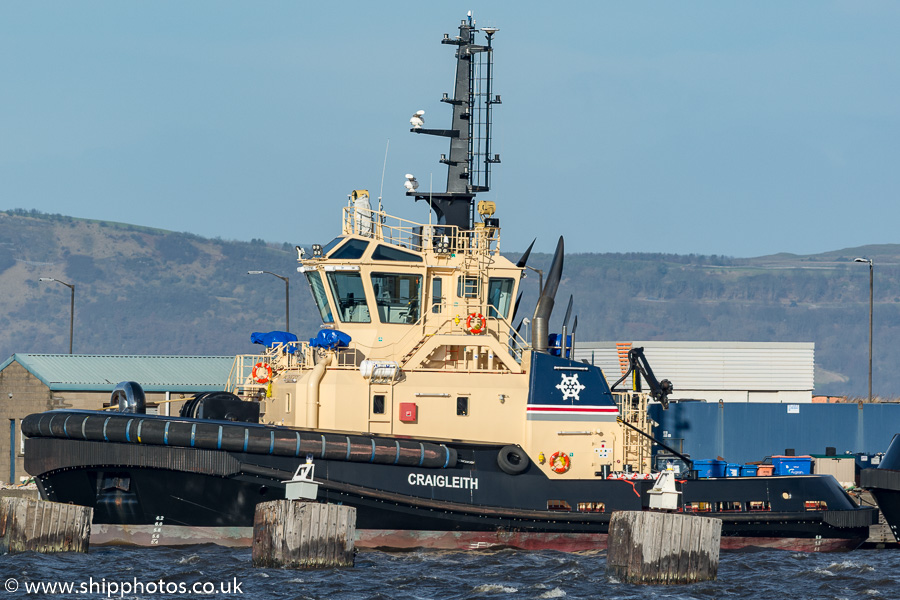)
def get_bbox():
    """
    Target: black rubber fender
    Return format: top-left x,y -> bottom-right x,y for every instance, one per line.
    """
22,410 -> 458,469
497,444 -> 529,475
178,393 -> 204,418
